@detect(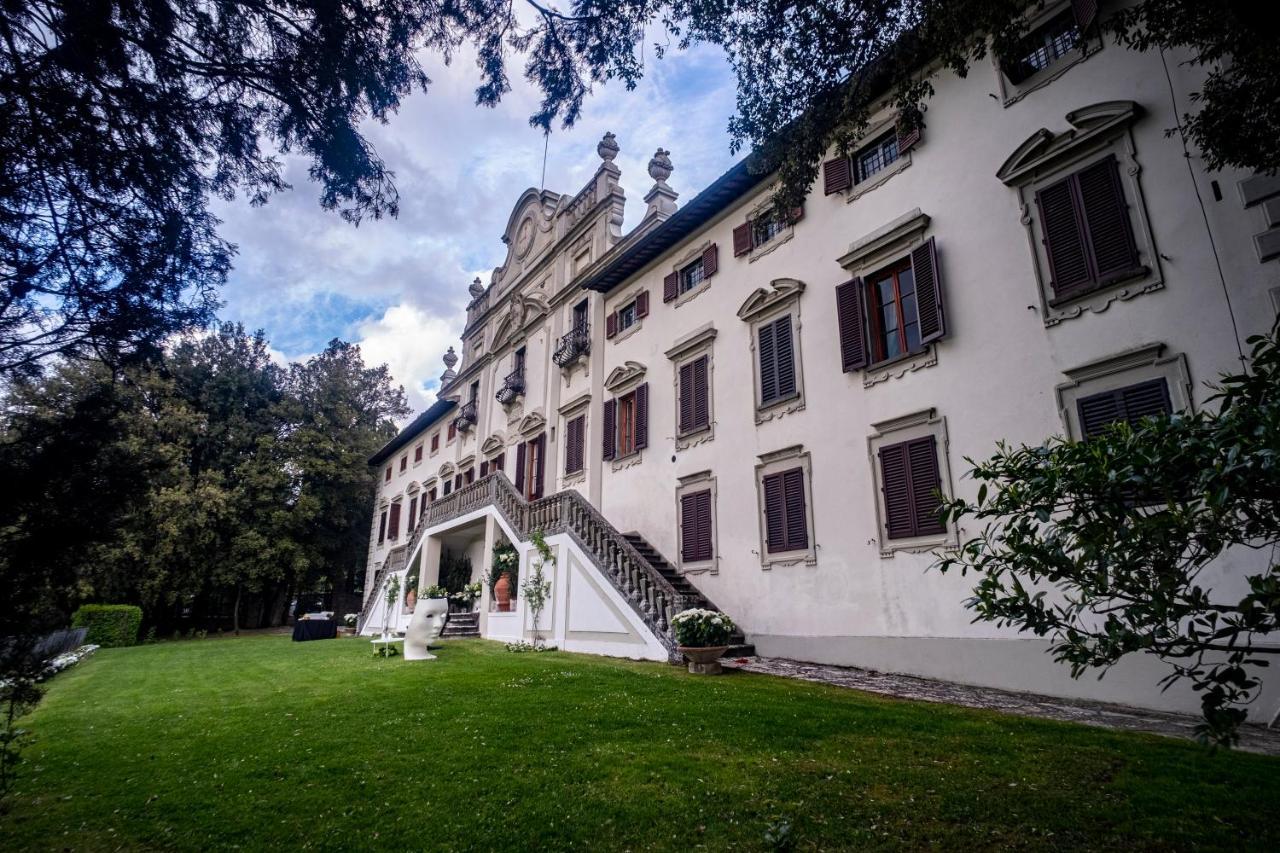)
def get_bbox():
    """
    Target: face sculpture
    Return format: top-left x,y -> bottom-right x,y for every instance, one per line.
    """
404,594 -> 450,661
